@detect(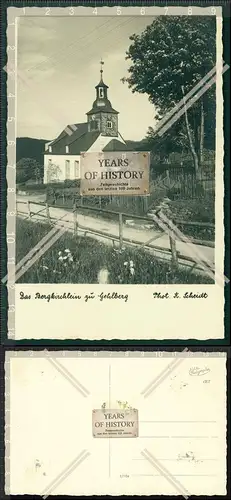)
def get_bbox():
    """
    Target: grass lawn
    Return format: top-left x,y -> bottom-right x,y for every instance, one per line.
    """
16,217 -> 213,284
